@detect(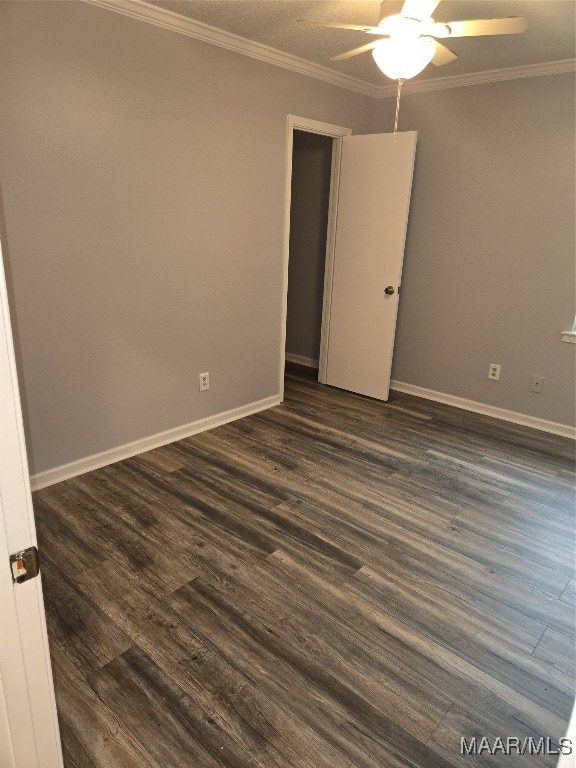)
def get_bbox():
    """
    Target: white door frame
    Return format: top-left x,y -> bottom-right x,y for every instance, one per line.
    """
0,240 -> 64,767
279,115 -> 352,399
